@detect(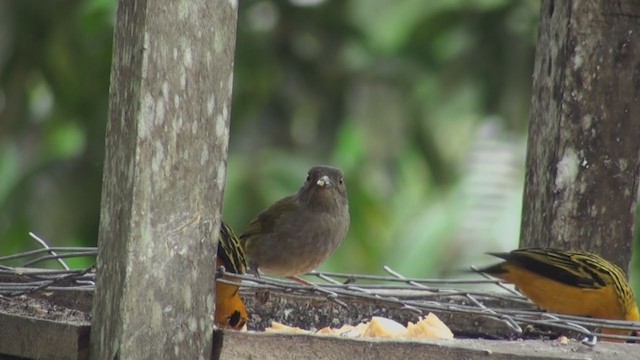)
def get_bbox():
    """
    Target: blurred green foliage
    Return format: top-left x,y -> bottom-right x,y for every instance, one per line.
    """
227,0 -> 538,277
11,0 -> 635,288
